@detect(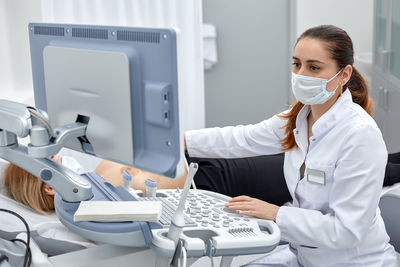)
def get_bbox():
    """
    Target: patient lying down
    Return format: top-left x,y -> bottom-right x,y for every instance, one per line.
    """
3,156 -> 186,215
